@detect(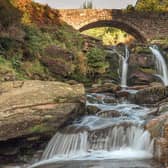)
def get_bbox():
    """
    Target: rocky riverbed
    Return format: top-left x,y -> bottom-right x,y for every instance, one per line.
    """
0,80 -> 85,166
